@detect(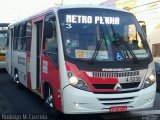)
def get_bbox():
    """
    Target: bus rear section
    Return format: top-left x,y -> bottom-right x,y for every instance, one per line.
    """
0,23 -> 9,69
6,5 -> 156,114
